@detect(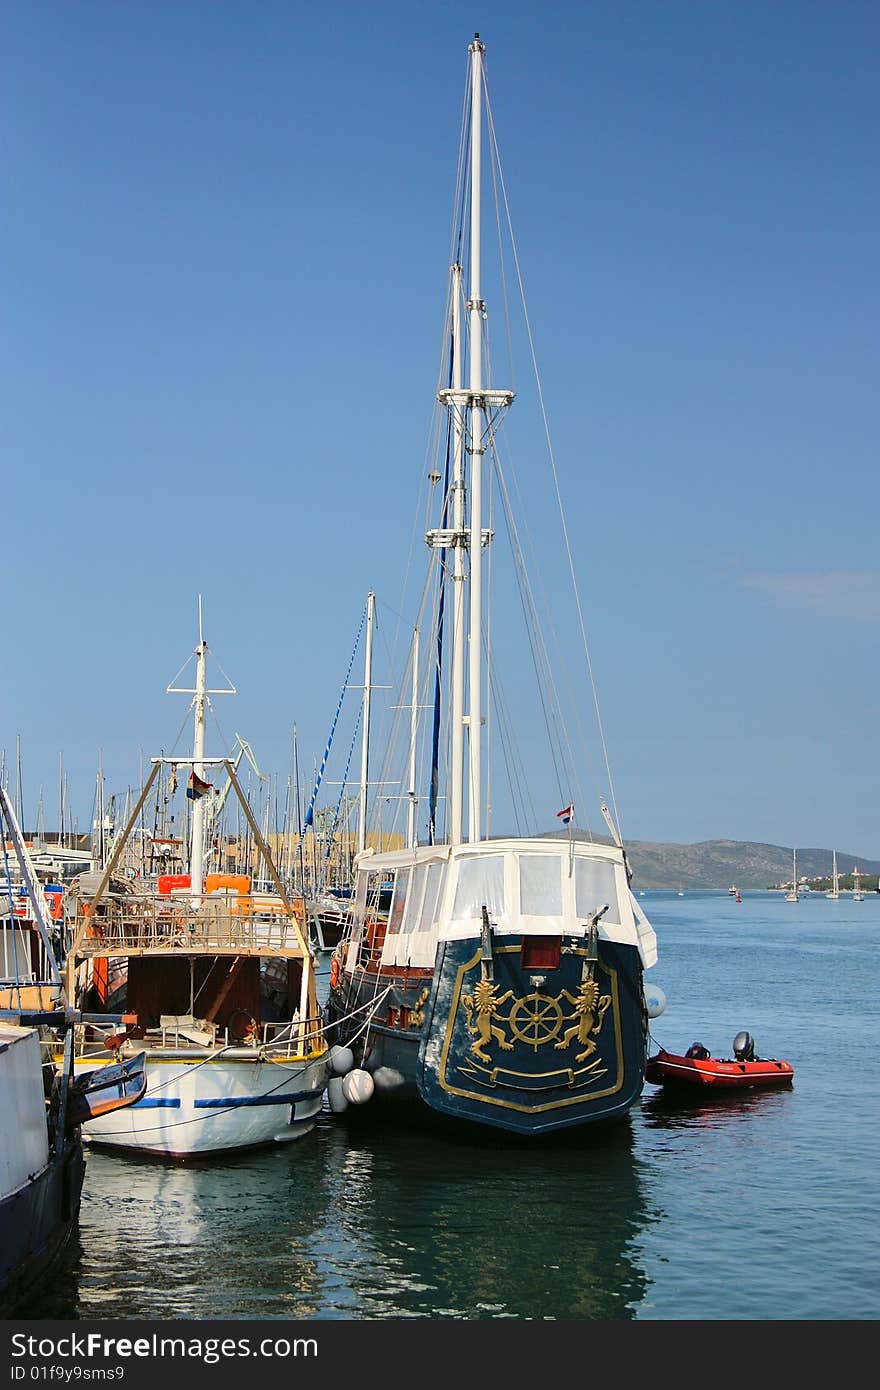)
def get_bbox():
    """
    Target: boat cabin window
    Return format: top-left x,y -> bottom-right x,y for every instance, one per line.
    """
417,861 -> 444,933
451,854 -> 504,923
574,857 -> 620,923
405,864 -> 428,934
387,869 -> 410,935
359,871 -> 386,916
519,855 -> 563,917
